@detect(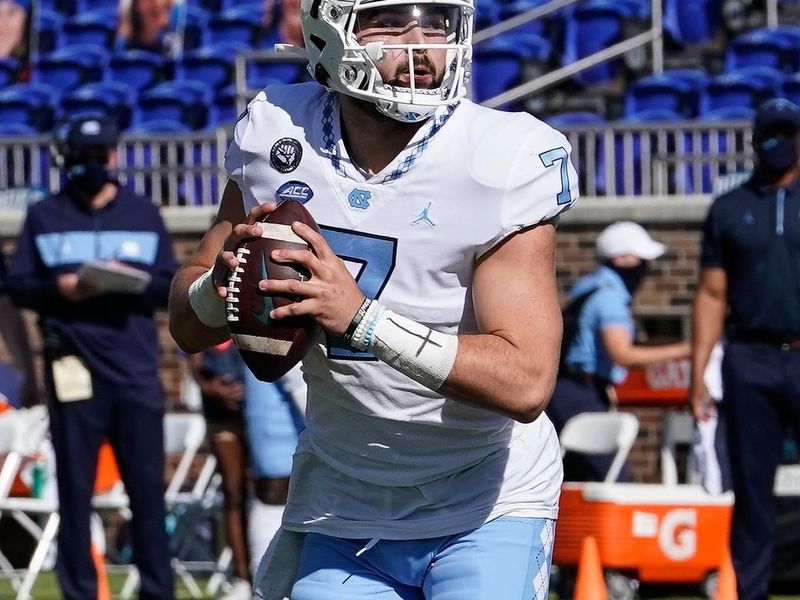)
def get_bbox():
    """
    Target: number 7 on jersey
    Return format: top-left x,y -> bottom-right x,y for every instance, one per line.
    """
539,147 -> 572,206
